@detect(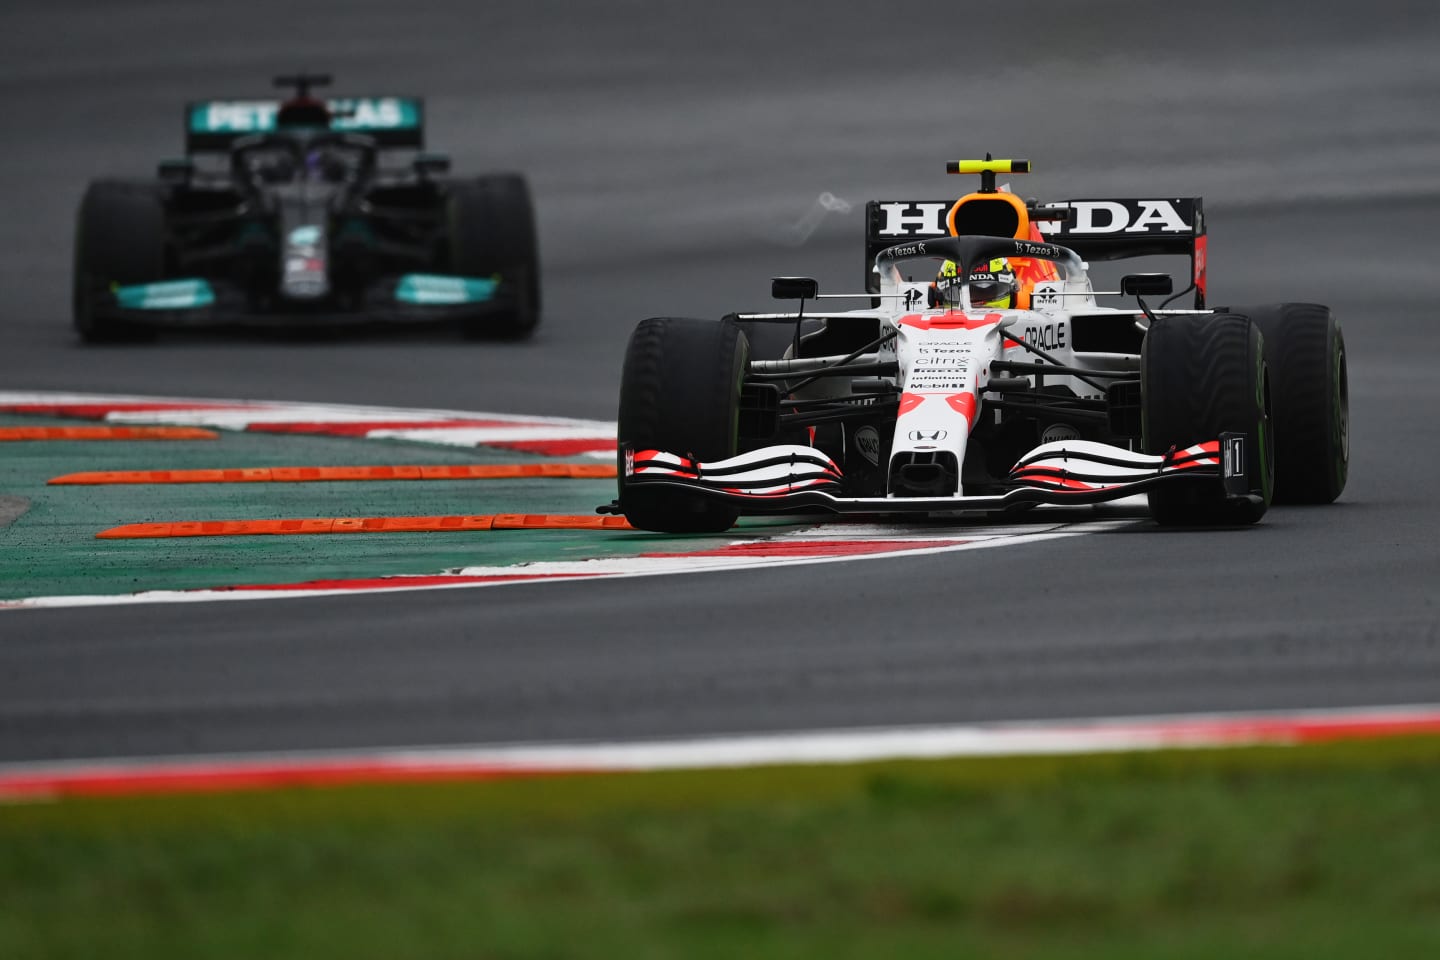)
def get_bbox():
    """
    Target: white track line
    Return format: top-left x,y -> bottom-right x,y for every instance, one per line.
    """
0,391 -> 1140,609
2,703 -> 1438,799
1,526 -> 1113,610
